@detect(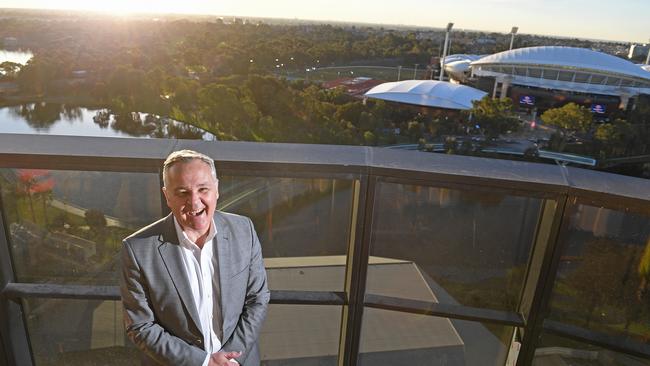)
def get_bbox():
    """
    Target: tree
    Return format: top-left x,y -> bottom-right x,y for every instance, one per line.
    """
594,119 -> 635,158
626,96 -> 650,156
0,61 -> 22,80
363,131 -> 377,146
407,121 -> 422,141
466,97 -> 520,138
541,103 -> 593,151
198,83 -> 259,138
85,209 -> 107,230
16,57 -> 58,95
